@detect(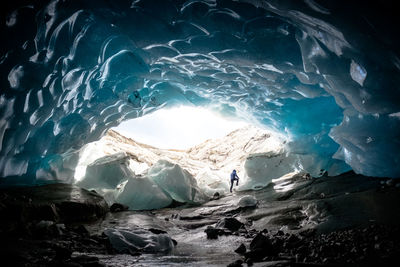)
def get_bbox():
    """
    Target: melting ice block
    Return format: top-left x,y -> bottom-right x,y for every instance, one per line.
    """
240,151 -> 296,190
148,160 -> 207,203
77,152 -> 131,190
115,174 -> 172,210
195,168 -> 230,197
104,228 -> 175,253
